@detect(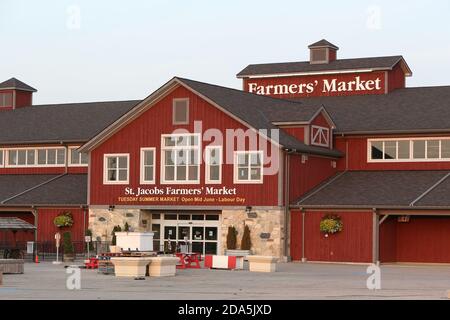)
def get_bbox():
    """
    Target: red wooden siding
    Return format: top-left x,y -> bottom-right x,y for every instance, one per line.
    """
289,154 -> 337,203
281,126 -> 306,143
0,212 -> 35,243
0,208 -> 86,245
37,207 -> 87,242
291,210 -> 373,263
89,85 -> 281,207
243,71 -> 387,99
15,90 -> 33,108
380,215 -> 450,263
335,135 -> 450,171
290,209 -> 303,260
310,111 -> 331,129
387,63 -> 406,92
